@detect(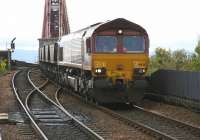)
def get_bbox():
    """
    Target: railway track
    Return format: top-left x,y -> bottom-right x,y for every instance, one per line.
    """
29,69 -> 154,140
56,87 -> 200,140
29,68 -> 200,140
115,105 -> 200,140
56,88 -> 155,140
12,68 -> 103,140
30,69 -> 171,139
